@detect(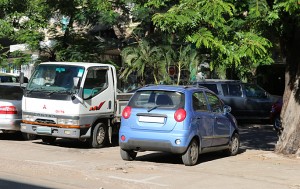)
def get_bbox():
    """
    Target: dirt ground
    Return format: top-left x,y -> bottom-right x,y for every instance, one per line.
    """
0,125 -> 299,189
